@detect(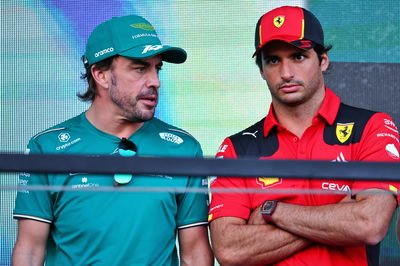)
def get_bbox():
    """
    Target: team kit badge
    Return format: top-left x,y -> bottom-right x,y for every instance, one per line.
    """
273,16 -> 285,28
336,122 -> 354,143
